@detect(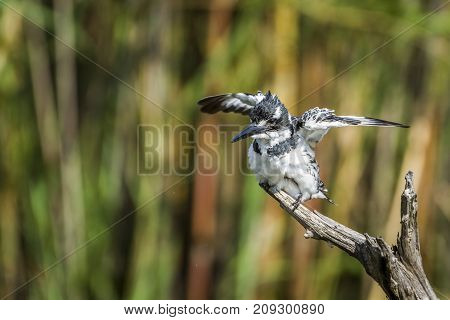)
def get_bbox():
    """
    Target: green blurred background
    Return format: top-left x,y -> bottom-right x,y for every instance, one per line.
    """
0,0 -> 449,299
